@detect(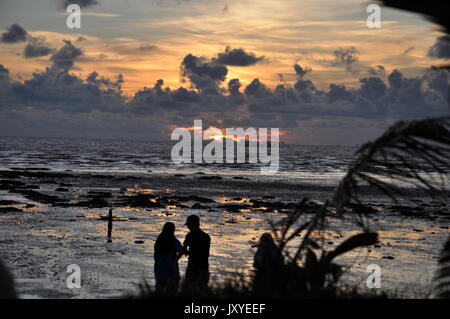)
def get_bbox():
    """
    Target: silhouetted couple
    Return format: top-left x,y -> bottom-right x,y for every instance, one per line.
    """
154,215 -> 210,294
